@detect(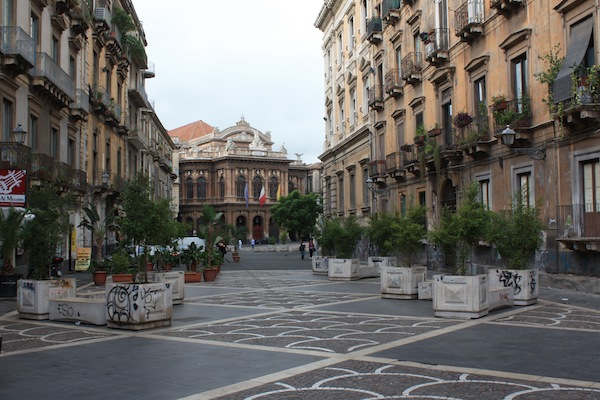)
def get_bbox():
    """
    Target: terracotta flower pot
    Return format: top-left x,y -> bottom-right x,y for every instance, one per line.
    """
203,268 -> 218,282
112,273 -> 134,283
184,272 -> 202,283
93,271 -> 108,286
